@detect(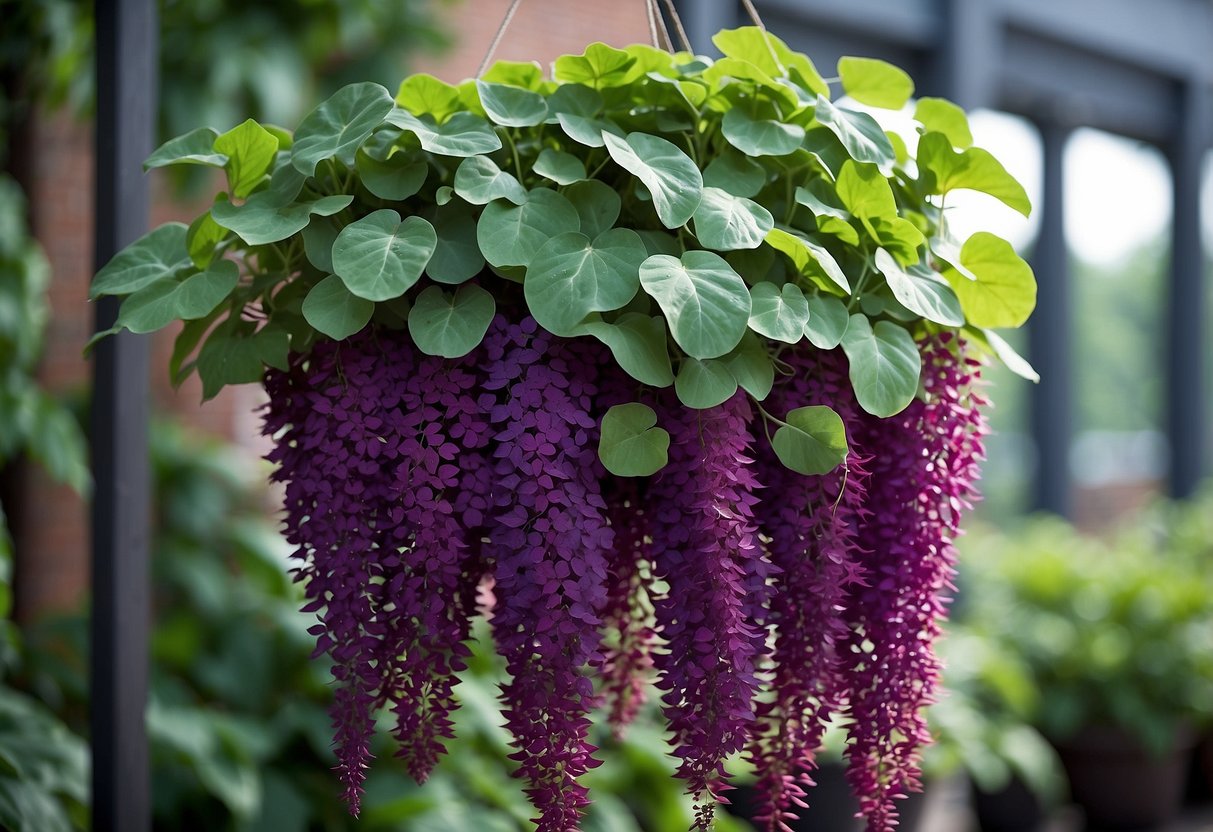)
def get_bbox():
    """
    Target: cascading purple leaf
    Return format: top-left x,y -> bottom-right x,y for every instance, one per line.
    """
748,346 -> 871,832
842,334 -> 987,831
480,316 -> 614,832
646,390 -> 775,829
